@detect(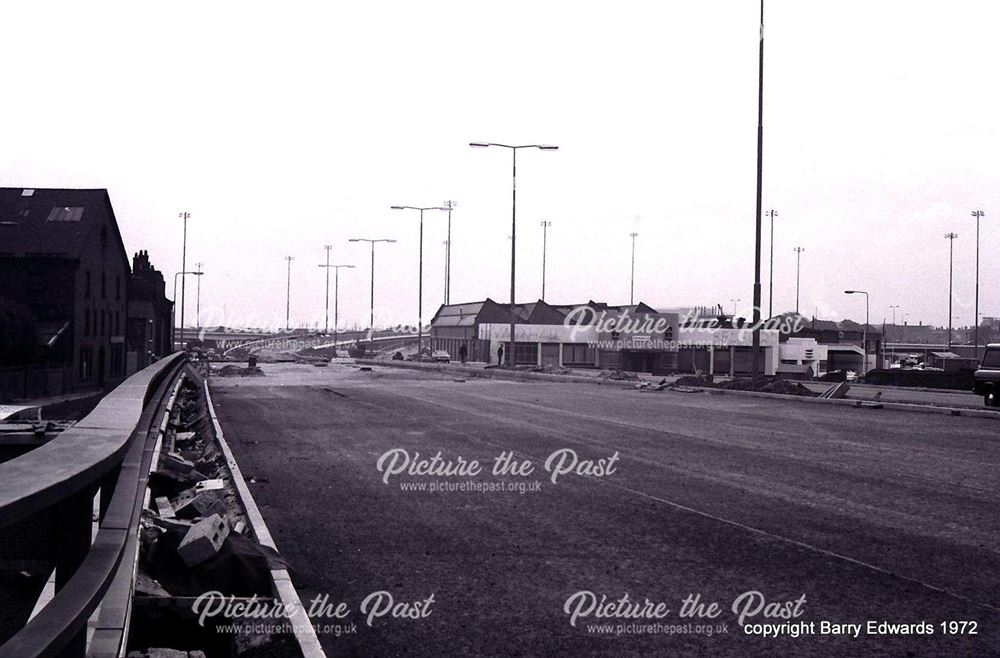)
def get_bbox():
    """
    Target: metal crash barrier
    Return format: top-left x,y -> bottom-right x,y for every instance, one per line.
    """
0,352 -> 187,658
